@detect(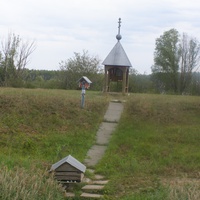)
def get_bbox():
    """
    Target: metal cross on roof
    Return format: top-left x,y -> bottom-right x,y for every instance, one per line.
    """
116,18 -> 122,41
118,18 -> 121,34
